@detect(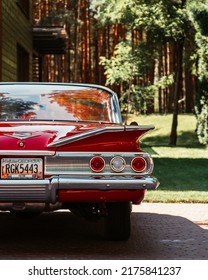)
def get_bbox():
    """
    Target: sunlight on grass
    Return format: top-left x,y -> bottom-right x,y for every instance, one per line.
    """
151,146 -> 208,158
145,190 -> 208,203
127,114 -> 208,203
128,113 -> 201,147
